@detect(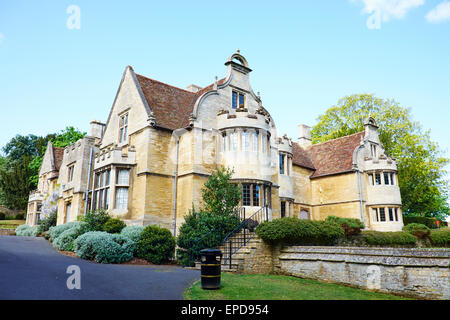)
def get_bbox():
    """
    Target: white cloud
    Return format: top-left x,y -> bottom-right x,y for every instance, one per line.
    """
360,0 -> 425,21
426,1 -> 450,23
